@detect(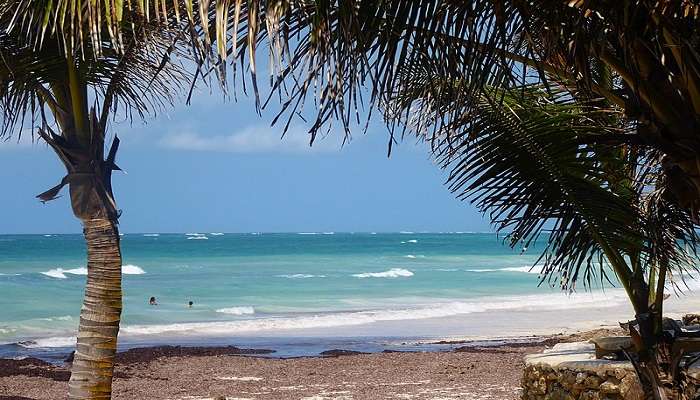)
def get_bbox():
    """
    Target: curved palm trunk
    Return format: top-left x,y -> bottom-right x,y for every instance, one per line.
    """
38,128 -> 125,399
68,218 -> 122,400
